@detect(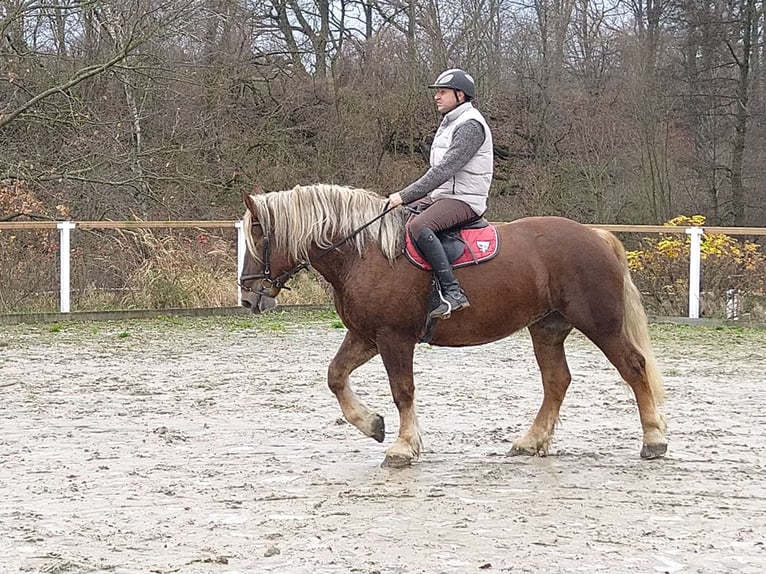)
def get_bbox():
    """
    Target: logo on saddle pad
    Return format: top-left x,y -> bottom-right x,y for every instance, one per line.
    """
404,224 -> 500,271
